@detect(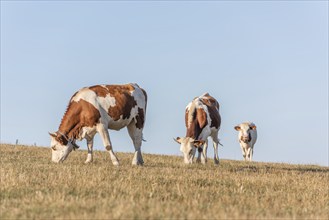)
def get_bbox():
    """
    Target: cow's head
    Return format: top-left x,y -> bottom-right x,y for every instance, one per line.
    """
174,137 -> 205,164
49,132 -> 78,163
234,123 -> 257,143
